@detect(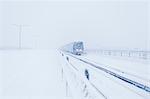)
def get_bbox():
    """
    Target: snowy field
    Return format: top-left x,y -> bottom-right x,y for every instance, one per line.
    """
0,49 -> 73,99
